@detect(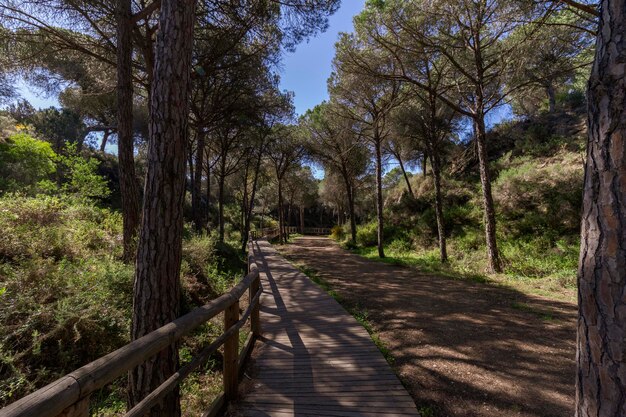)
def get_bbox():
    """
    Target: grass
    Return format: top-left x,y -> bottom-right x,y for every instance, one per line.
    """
352,246 -> 488,283
348,241 -> 576,303
510,302 -> 555,321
